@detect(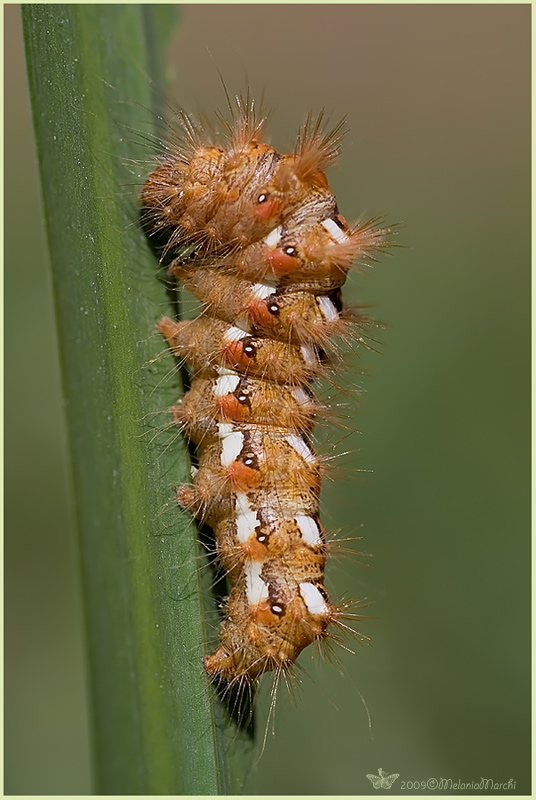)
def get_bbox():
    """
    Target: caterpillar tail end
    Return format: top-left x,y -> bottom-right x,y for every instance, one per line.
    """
204,646 -> 263,685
